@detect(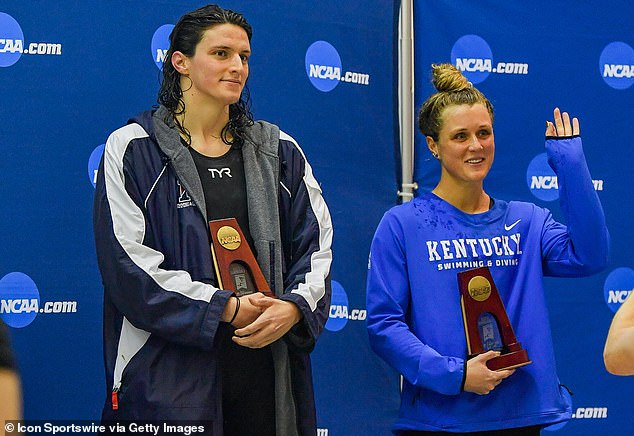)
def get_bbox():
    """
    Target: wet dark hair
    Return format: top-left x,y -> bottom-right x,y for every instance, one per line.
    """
157,4 -> 254,145
418,63 -> 494,142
